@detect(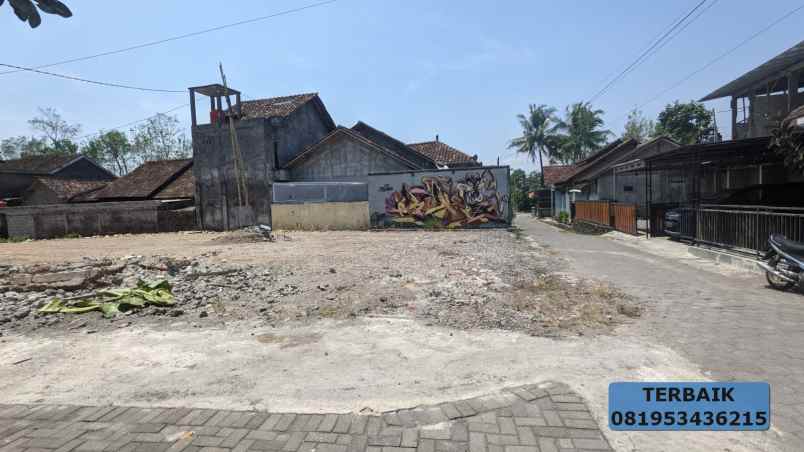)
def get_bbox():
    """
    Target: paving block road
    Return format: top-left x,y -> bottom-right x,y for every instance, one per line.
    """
517,217 -> 804,449
0,382 -> 612,452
